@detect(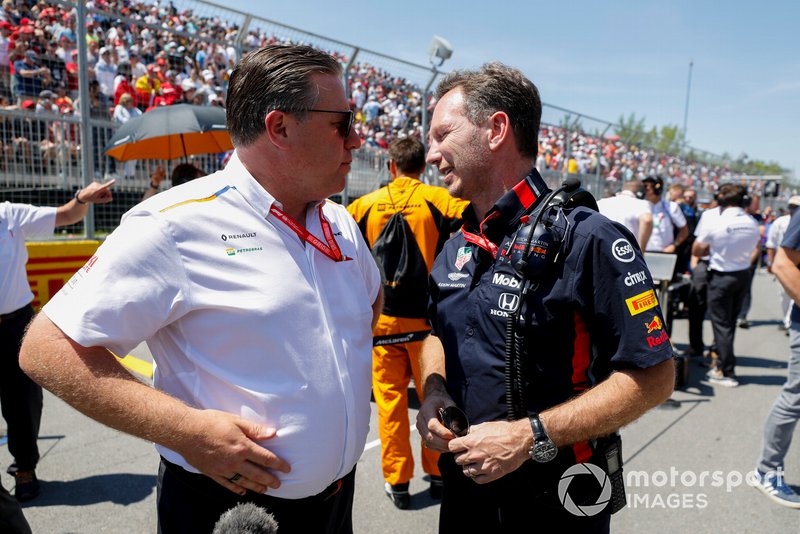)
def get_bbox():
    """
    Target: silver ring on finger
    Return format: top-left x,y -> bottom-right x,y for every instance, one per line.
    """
227,472 -> 242,483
